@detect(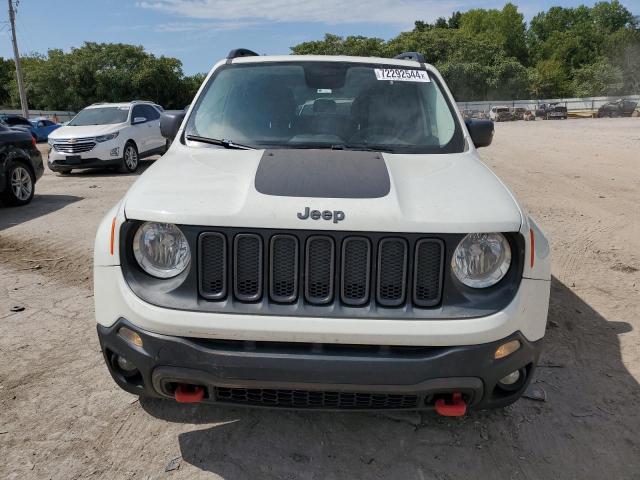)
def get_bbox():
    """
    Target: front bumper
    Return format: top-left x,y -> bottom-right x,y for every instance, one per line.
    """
47,141 -> 122,170
98,318 -> 542,411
